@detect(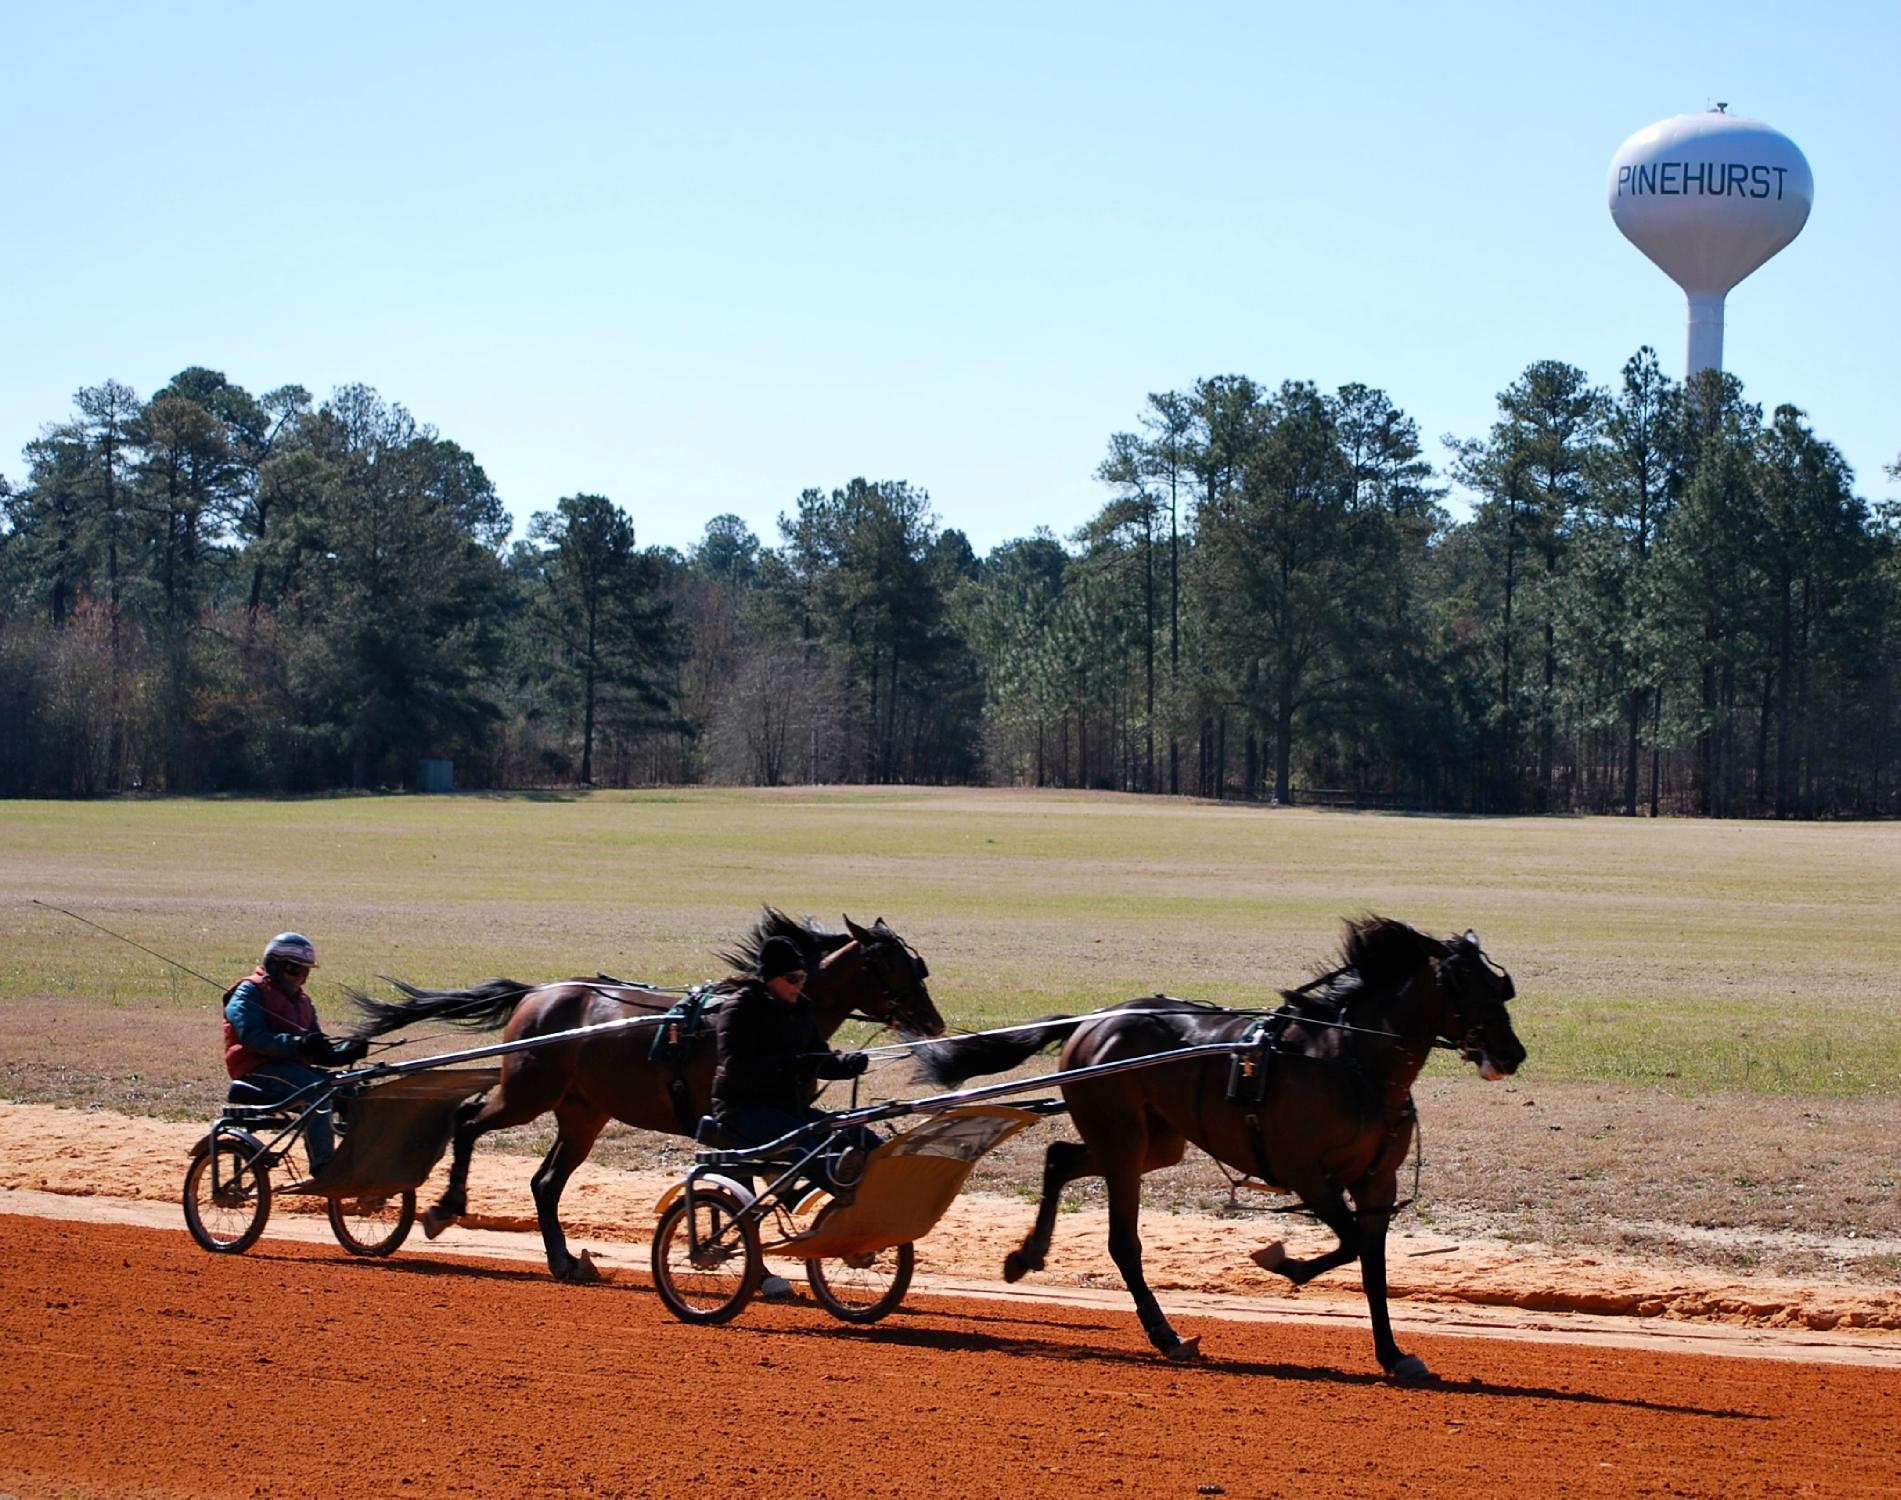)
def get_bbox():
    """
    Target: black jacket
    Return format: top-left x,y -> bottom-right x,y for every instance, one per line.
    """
710,979 -> 852,1115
